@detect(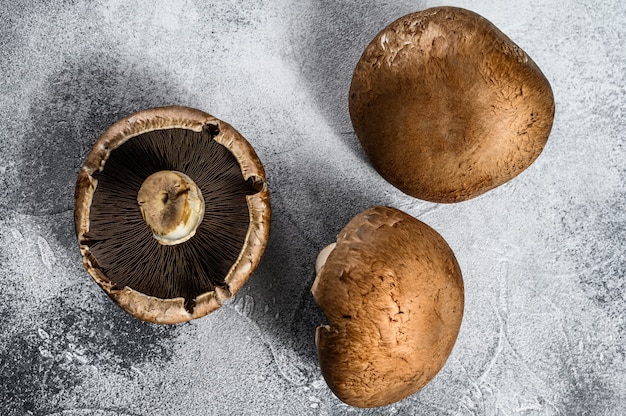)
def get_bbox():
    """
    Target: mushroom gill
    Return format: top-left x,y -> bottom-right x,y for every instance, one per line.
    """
83,127 -> 258,311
